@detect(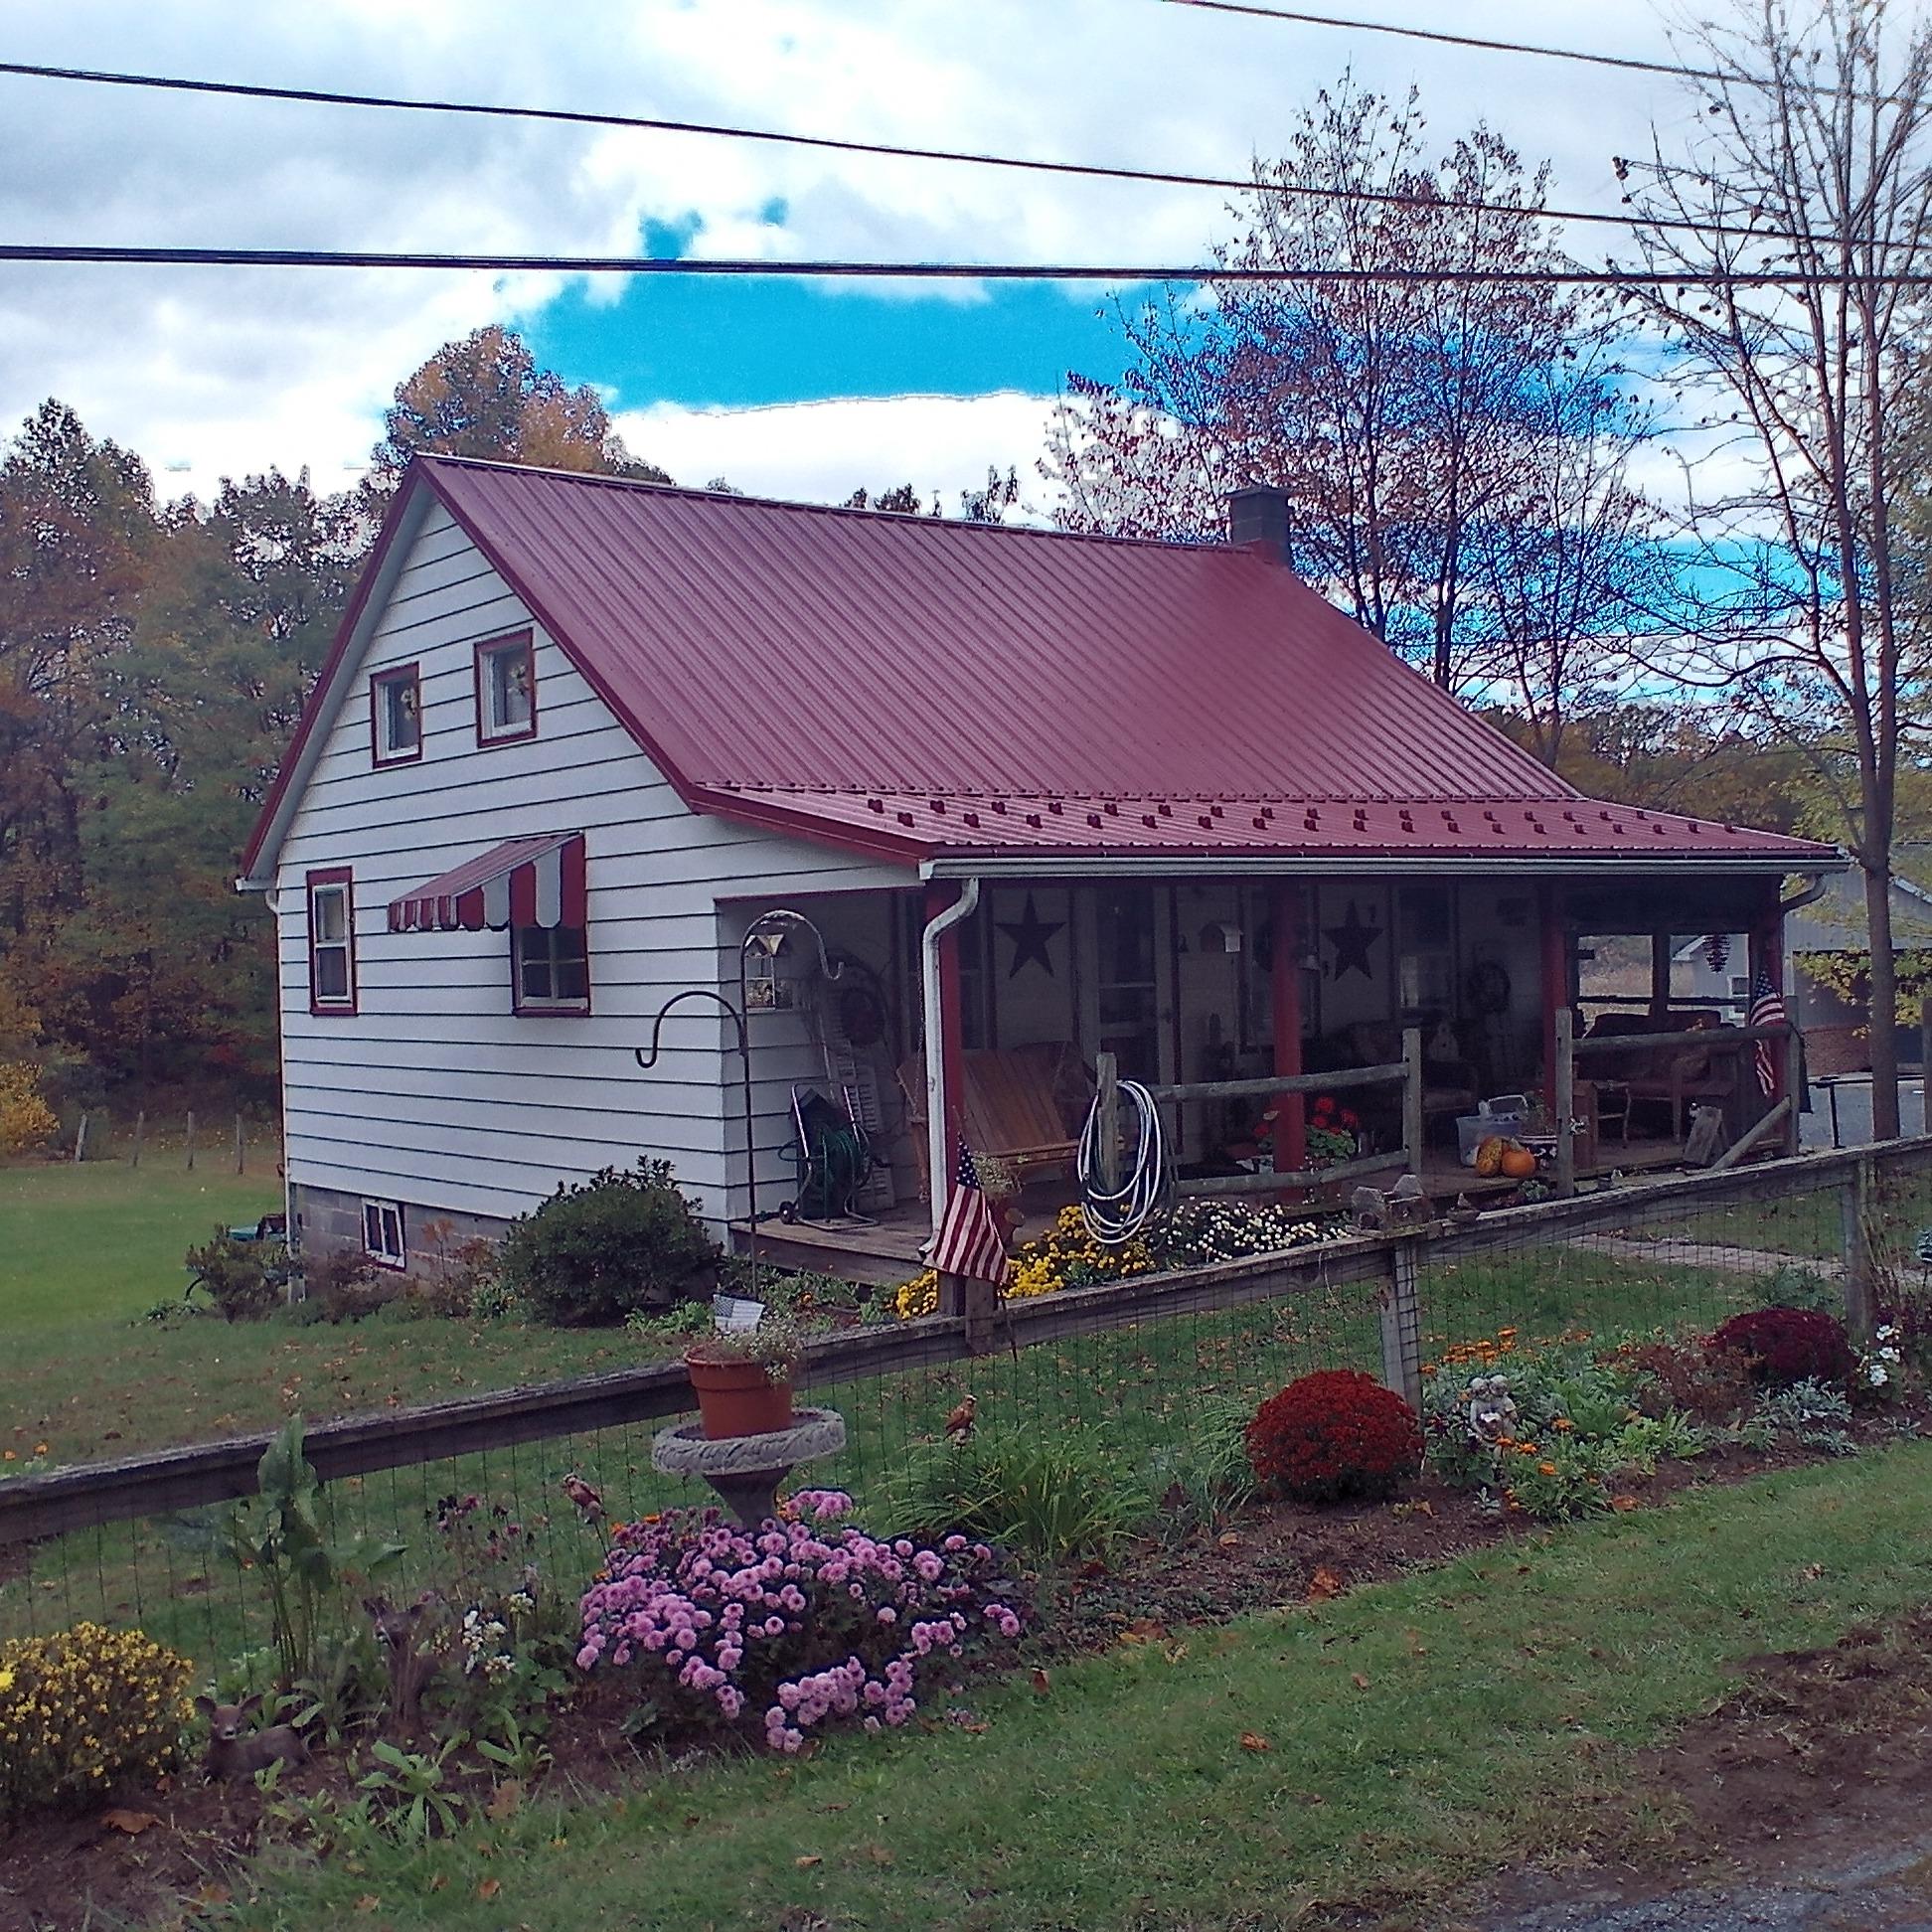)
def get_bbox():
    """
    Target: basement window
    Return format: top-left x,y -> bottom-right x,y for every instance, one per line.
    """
361,1199 -> 406,1269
